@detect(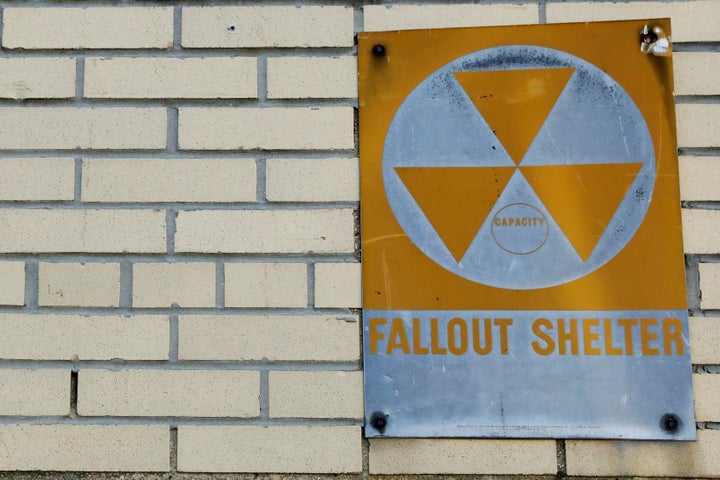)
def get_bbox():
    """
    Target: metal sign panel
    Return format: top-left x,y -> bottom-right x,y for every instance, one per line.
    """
359,19 -> 695,440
